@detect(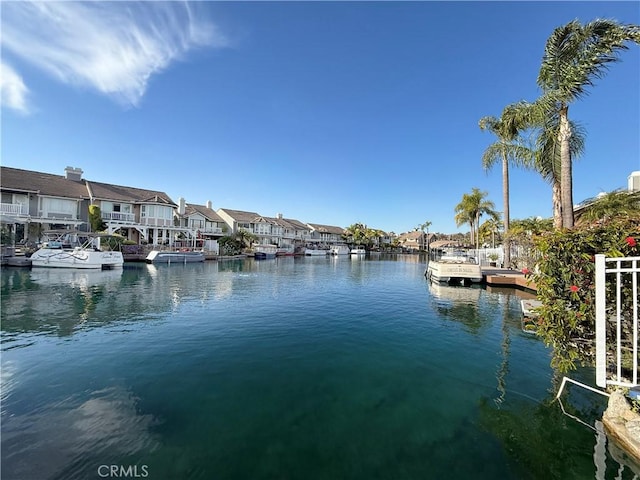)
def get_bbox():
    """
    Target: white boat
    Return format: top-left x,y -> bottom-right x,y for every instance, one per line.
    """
146,250 -> 205,264
330,245 -> 350,255
276,245 -> 295,256
305,248 -> 329,256
426,249 -> 482,284
253,244 -> 278,259
350,246 -> 366,255
30,231 -> 124,269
